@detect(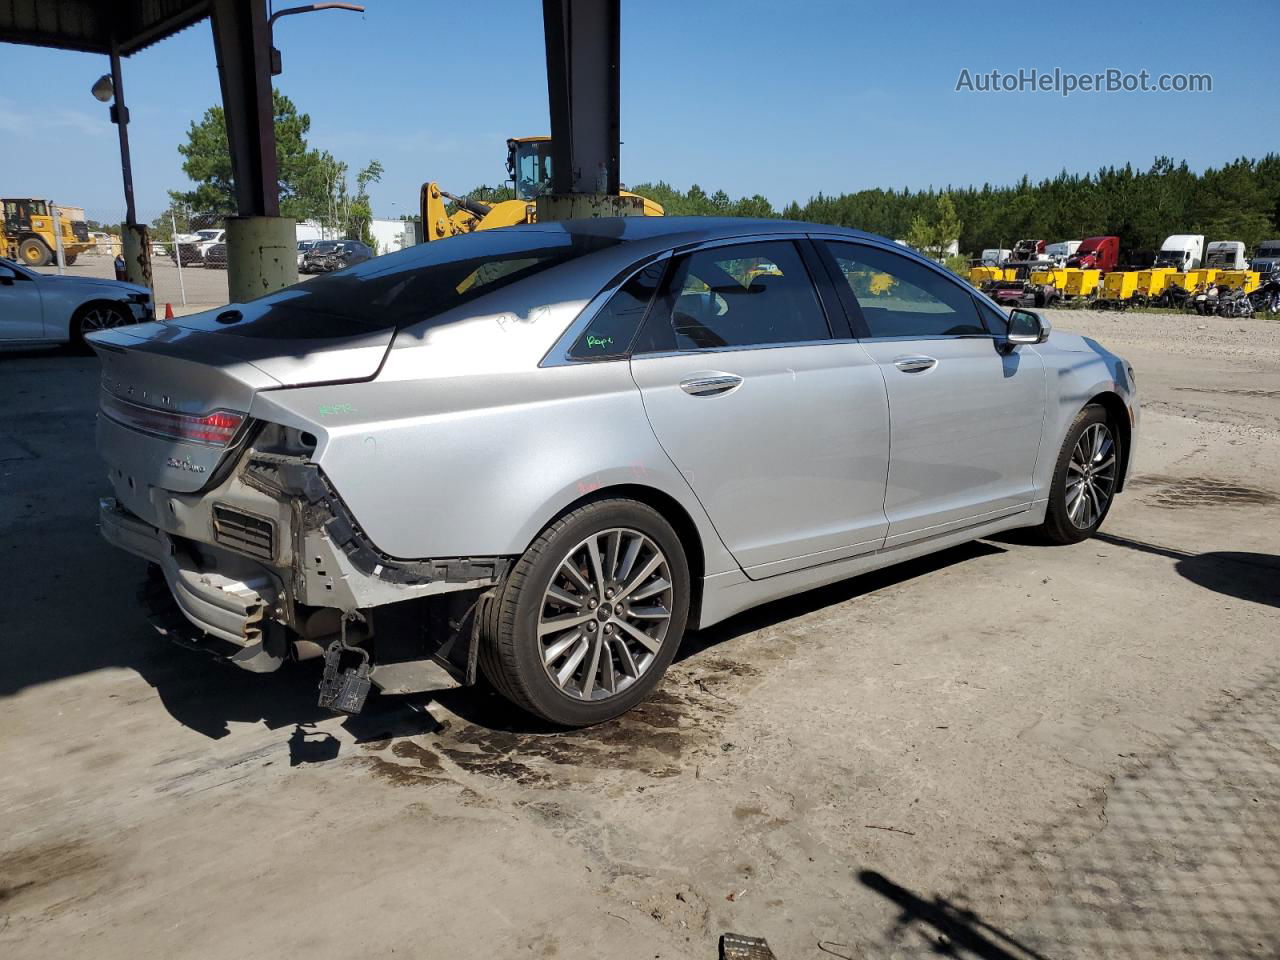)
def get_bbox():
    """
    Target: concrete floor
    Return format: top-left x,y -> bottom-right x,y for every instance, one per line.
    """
36,253 -> 257,317
1,310 -> 1277,959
